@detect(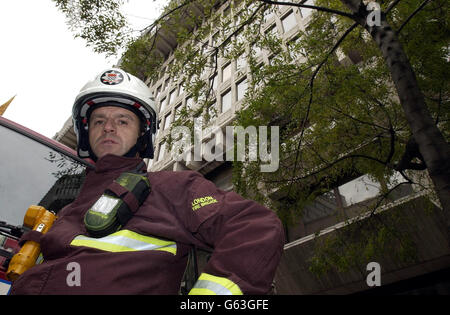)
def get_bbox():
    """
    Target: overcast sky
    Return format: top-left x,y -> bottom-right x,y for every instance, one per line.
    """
0,0 -> 165,138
